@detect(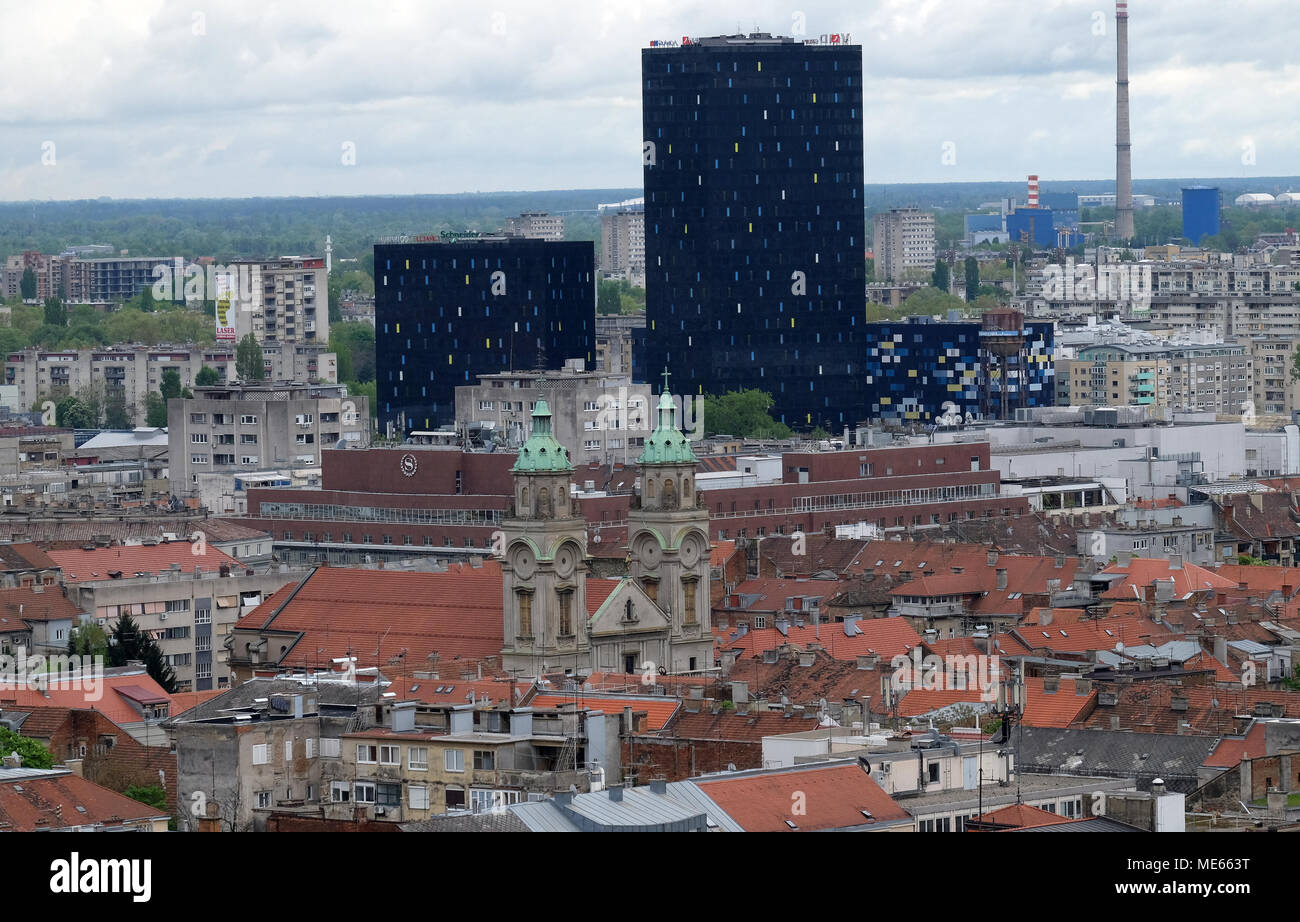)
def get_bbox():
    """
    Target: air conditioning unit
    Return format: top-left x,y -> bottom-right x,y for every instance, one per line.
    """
159,613 -> 168,621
